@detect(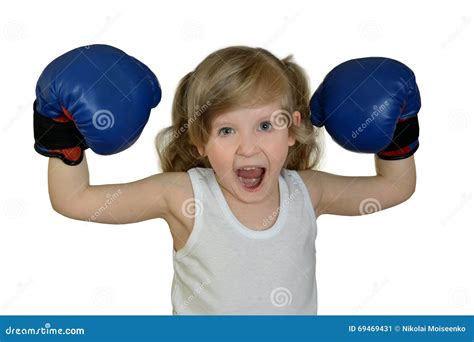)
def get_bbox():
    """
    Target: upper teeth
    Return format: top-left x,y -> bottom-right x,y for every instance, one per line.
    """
241,167 -> 259,170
